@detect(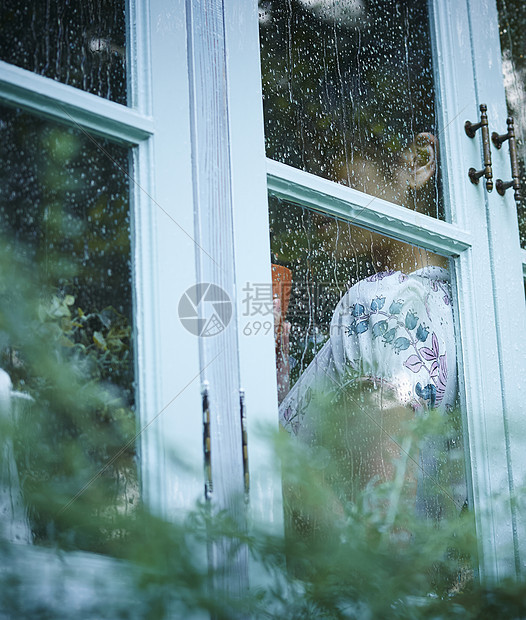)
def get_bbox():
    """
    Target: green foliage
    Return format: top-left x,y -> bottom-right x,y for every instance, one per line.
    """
0,237 -> 137,555
0,105 -> 136,555
0,213 -> 523,618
